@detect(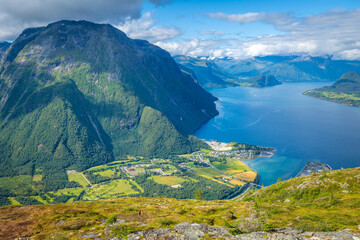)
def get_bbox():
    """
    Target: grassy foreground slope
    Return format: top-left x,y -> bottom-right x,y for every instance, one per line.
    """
1,167 -> 359,239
